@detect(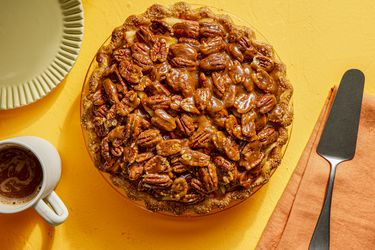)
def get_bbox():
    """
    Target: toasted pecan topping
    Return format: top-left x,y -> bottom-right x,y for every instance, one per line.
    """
82,3 -> 293,215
